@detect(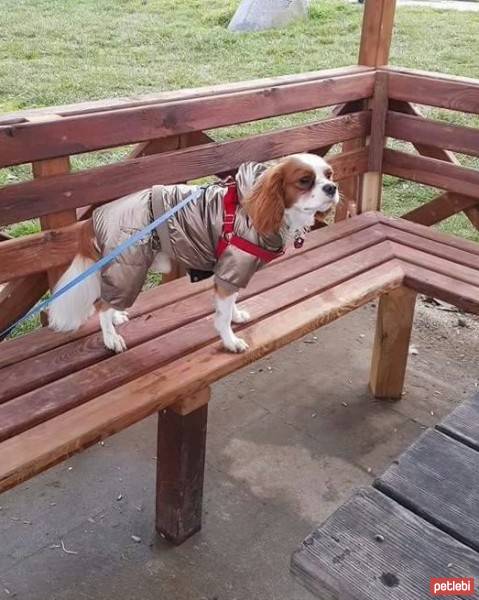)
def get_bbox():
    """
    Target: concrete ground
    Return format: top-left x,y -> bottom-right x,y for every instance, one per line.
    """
0,299 -> 478,600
